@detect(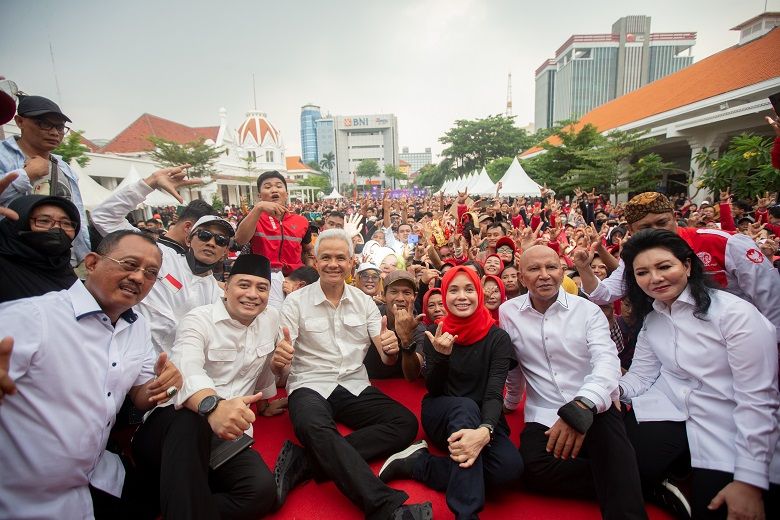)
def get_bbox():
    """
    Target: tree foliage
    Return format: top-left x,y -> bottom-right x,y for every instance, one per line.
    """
485,157 -> 514,183
413,163 -> 448,190
319,152 -> 335,175
305,173 -> 331,192
355,159 -> 380,178
694,133 -> 779,200
210,193 -> 225,213
148,136 -> 223,178
53,130 -> 90,167
439,115 -> 537,176
384,164 -> 406,180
